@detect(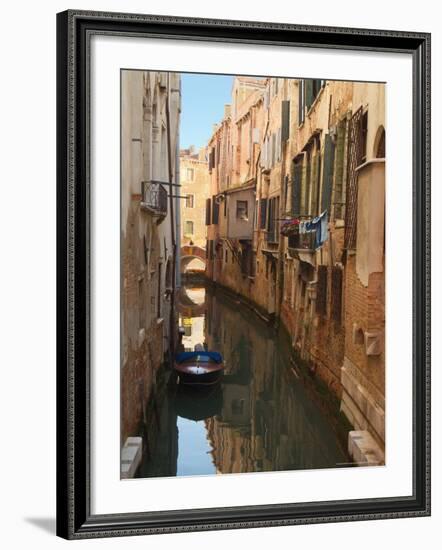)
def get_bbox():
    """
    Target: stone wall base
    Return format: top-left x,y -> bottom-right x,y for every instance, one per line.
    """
121,436 -> 143,478
340,357 -> 385,461
348,430 -> 384,466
